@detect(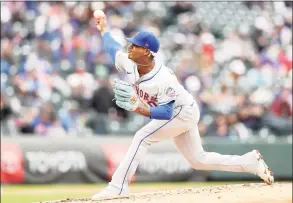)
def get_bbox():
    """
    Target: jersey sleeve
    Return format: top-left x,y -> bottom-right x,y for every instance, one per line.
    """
115,50 -> 135,73
157,81 -> 178,105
